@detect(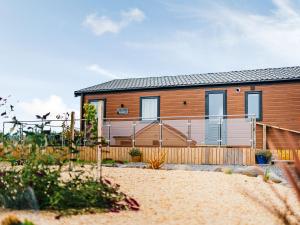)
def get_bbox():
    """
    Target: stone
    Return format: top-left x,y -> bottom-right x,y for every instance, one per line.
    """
214,167 -> 223,172
234,166 -> 264,177
269,172 -> 283,183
